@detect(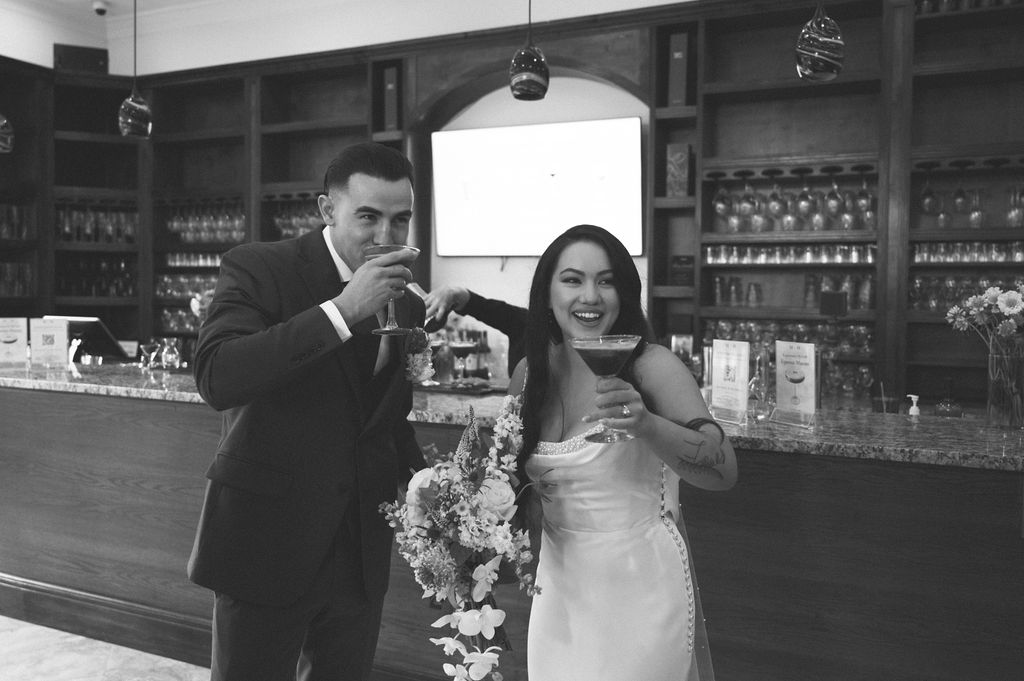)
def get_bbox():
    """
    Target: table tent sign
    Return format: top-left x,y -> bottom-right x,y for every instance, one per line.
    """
0,317 -> 28,366
709,338 -> 750,425
29,317 -> 69,369
771,340 -> 818,429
